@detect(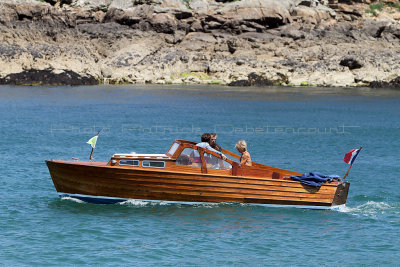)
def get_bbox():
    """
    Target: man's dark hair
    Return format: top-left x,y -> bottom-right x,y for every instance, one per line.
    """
201,133 -> 211,142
